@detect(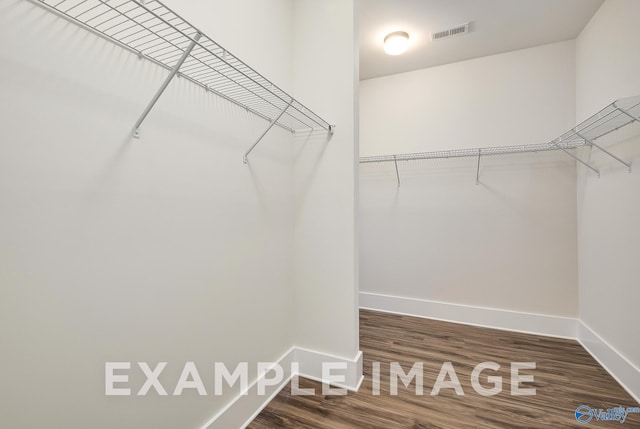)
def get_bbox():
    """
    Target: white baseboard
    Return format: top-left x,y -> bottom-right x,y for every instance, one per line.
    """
202,346 -> 363,429
360,291 -> 640,405
201,347 -> 295,429
360,291 -> 578,339
203,295 -> 640,428
294,347 -> 364,392
578,321 -> 640,404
